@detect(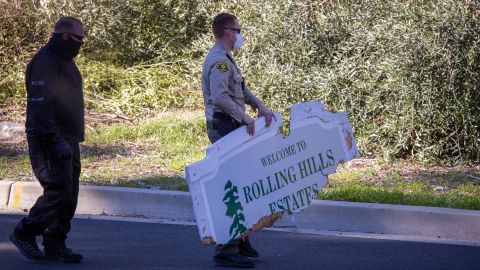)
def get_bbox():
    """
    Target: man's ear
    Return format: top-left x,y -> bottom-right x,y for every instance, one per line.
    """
225,29 -> 232,39
62,32 -> 70,40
